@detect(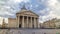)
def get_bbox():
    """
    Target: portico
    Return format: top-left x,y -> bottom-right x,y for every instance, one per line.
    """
16,15 -> 38,28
